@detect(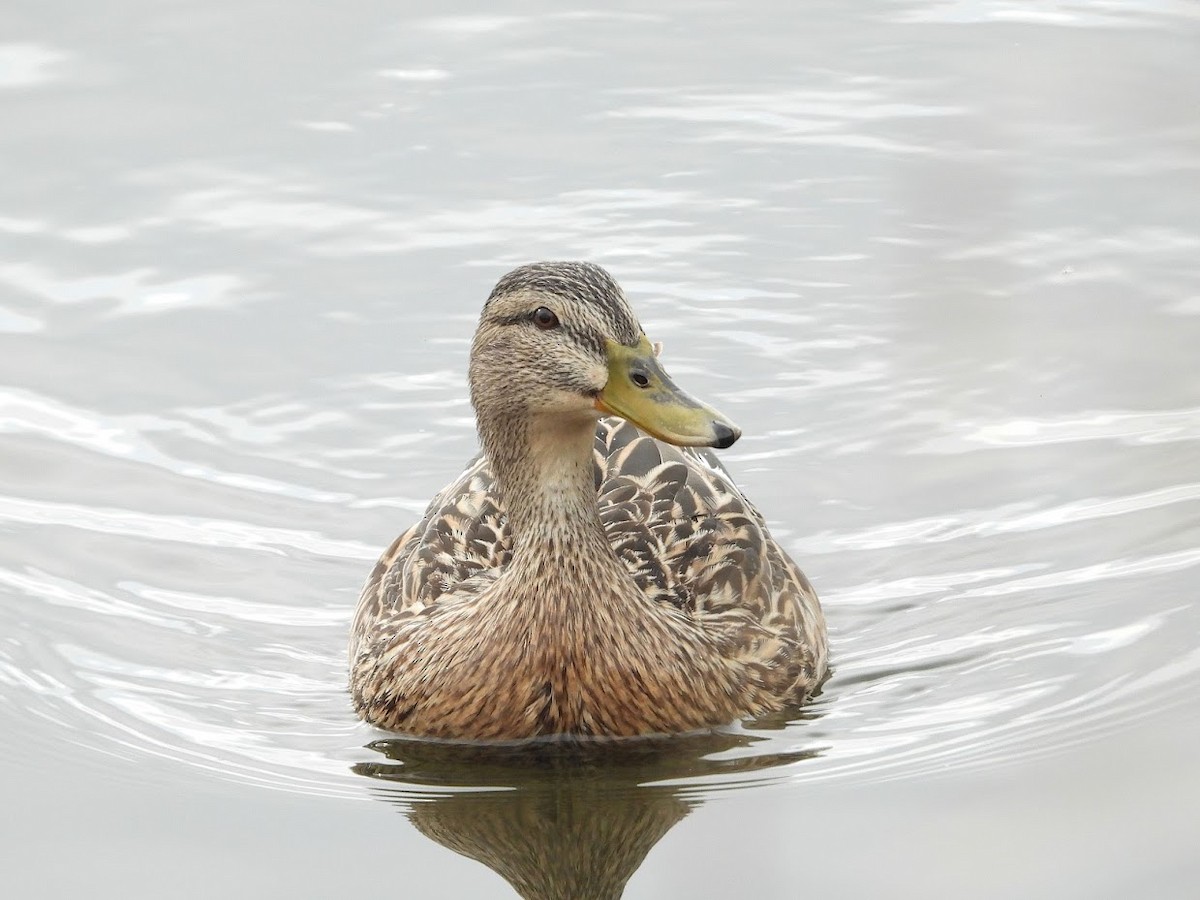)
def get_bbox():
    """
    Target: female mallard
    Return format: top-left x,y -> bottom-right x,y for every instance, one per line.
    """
350,262 -> 827,740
